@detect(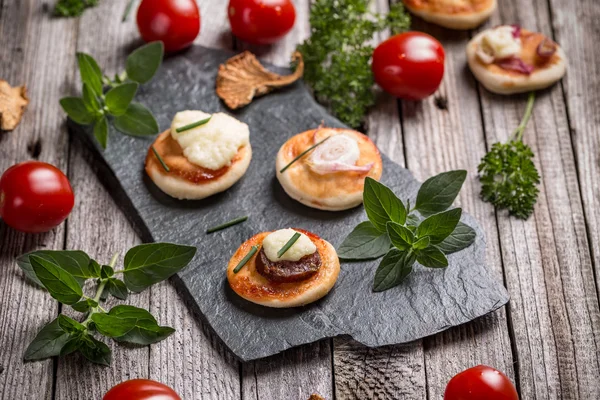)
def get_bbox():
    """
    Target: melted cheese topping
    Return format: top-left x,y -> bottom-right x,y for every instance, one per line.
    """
262,229 -> 317,262
479,26 -> 522,61
171,110 -> 249,170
